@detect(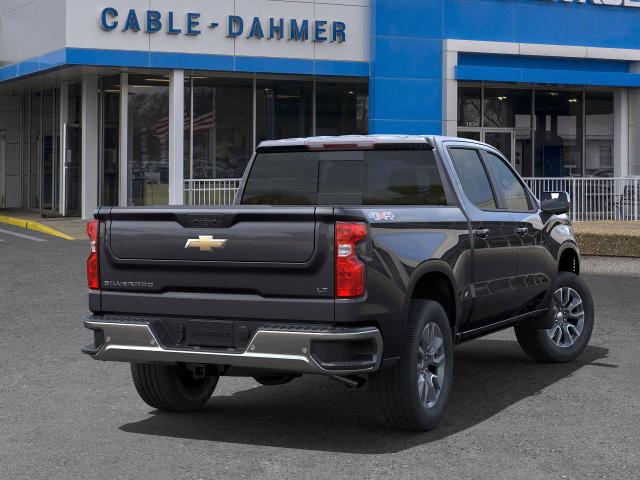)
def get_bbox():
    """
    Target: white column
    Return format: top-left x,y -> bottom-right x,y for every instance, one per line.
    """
168,69 -> 184,205
81,75 -> 99,220
442,41 -> 458,137
614,88 -> 628,178
118,72 -> 128,206
58,82 -> 69,215
627,63 -> 640,177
